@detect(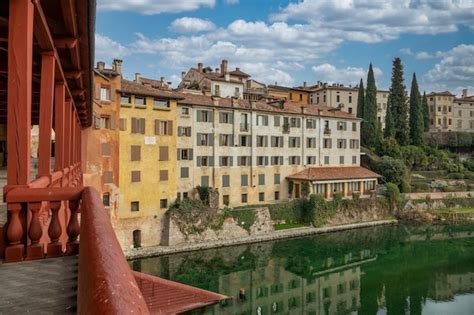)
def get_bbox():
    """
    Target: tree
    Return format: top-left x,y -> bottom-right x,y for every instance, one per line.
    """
384,94 -> 395,138
385,183 -> 401,213
389,58 -> 409,145
356,78 -> 365,119
374,156 -> 407,186
377,137 -> 402,159
301,181 -> 310,198
401,145 -> 428,170
421,92 -> 430,132
361,64 -> 379,148
409,73 -> 424,145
